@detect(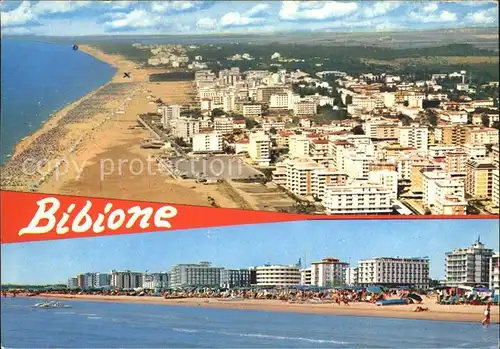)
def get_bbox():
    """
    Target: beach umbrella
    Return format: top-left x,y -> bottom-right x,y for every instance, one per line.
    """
366,286 -> 383,294
407,293 -> 422,302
